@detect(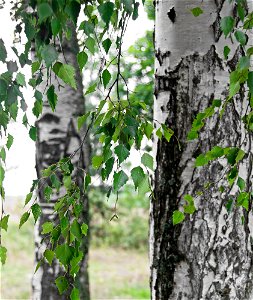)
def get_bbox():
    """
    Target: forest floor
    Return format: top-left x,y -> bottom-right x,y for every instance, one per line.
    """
0,198 -> 150,299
